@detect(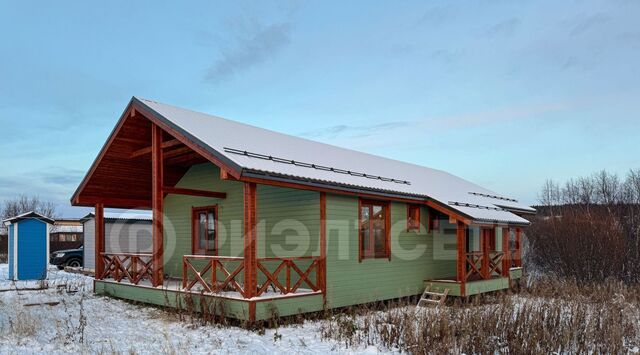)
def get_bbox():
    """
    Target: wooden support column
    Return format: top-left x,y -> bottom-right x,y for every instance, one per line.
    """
481,228 -> 491,279
151,124 -> 164,287
502,227 -> 510,277
456,221 -> 466,296
319,192 -> 327,297
95,203 -> 105,280
515,227 -> 522,267
243,182 -> 258,320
